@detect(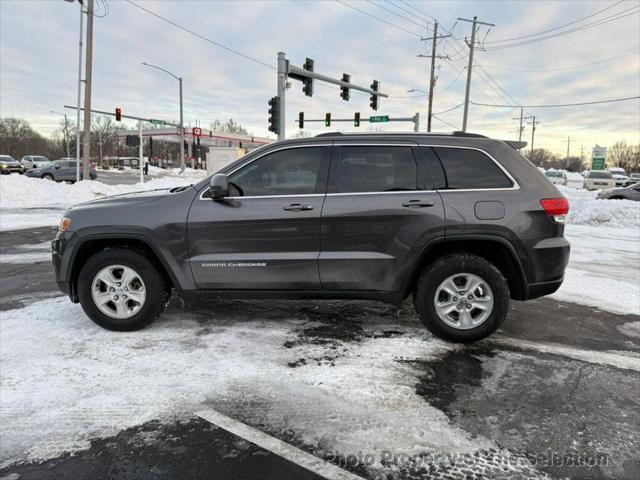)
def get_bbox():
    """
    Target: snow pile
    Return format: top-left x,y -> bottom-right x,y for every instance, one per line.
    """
0,174 -> 198,210
559,186 -> 640,229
